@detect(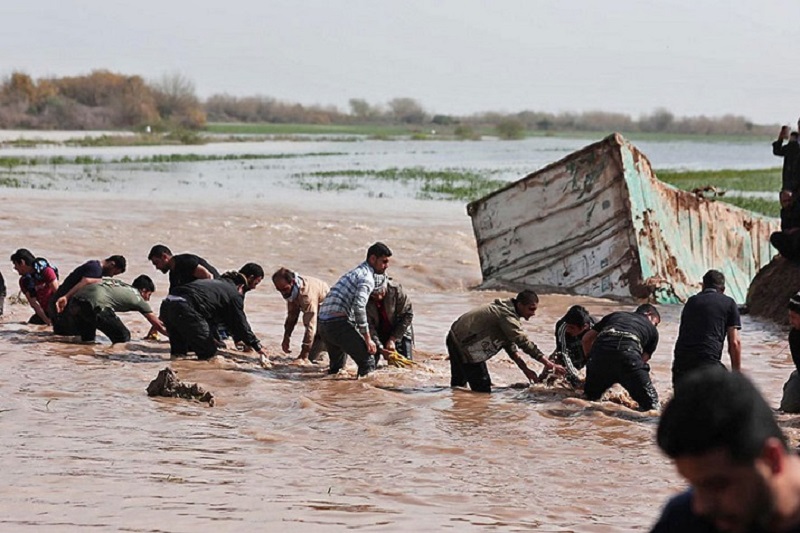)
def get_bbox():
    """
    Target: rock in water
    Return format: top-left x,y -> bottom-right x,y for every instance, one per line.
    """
746,256 -> 800,325
146,367 -> 215,406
